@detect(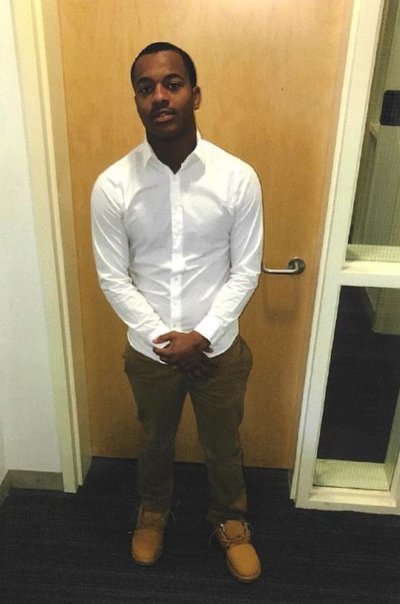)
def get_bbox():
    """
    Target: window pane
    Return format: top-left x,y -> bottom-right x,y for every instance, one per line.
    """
315,286 -> 400,490
347,0 -> 400,263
